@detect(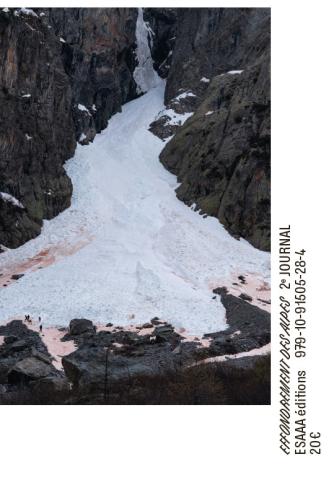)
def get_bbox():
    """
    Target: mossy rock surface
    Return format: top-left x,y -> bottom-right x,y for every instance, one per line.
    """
160,53 -> 270,251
